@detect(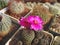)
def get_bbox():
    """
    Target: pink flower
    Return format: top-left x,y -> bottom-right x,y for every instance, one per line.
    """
19,17 -> 31,28
19,15 -> 44,31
